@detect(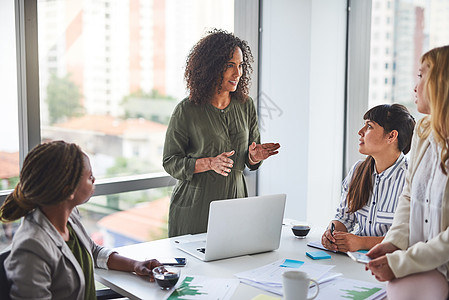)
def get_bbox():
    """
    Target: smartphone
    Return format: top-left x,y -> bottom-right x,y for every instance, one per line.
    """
157,257 -> 186,266
347,251 -> 372,264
